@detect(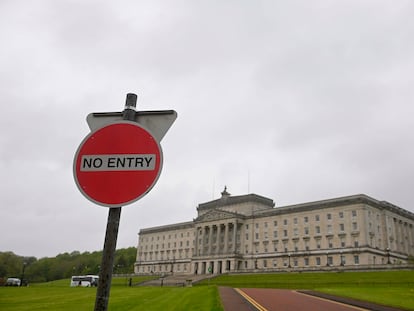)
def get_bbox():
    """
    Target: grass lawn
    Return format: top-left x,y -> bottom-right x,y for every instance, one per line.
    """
0,277 -> 223,311
316,286 -> 414,311
1,271 -> 413,310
